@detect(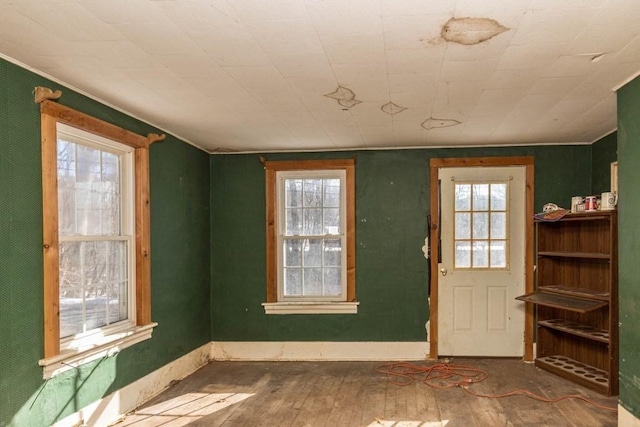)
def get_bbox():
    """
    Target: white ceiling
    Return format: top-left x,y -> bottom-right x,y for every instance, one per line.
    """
2,0 -> 640,153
